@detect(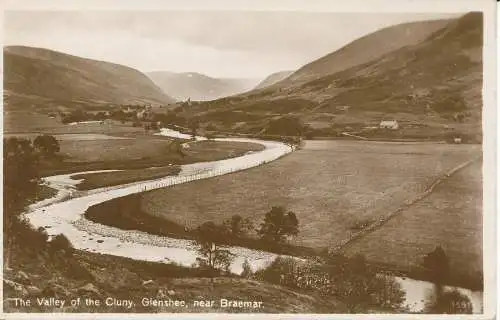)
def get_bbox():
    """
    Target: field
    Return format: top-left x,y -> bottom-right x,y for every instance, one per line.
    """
137,140 -> 481,252
73,166 -> 181,190
4,117 -> 265,178
343,160 -> 482,288
65,139 -> 263,189
4,111 -> 145,135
